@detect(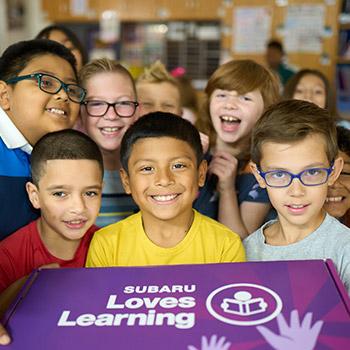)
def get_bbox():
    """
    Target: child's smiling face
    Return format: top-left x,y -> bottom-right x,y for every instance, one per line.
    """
209,88 -> 264,145
26,159 -> 102,242
81,71 -> 137,153
252,133 -> 343,232
120,136 -> 207,226
325,151 -> 350,219
3,54 -> 80,145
